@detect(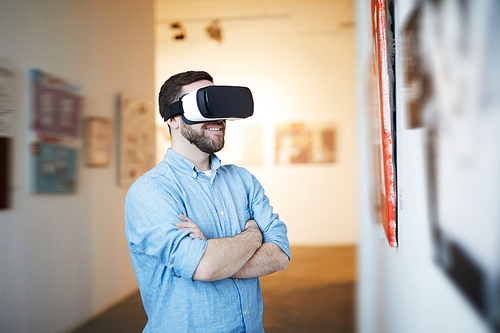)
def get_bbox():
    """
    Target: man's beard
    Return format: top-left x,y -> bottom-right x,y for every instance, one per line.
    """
180,121 -> 225,154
